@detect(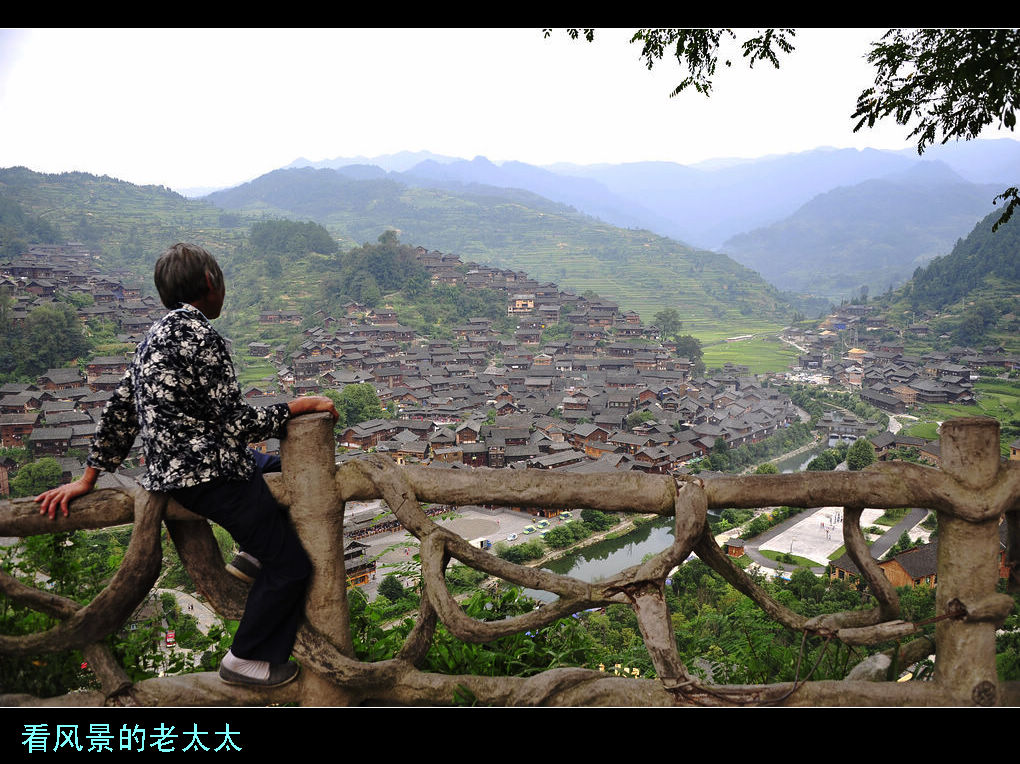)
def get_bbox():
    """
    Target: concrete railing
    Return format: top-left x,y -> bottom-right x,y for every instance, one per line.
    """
2,414 -> 1018,706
